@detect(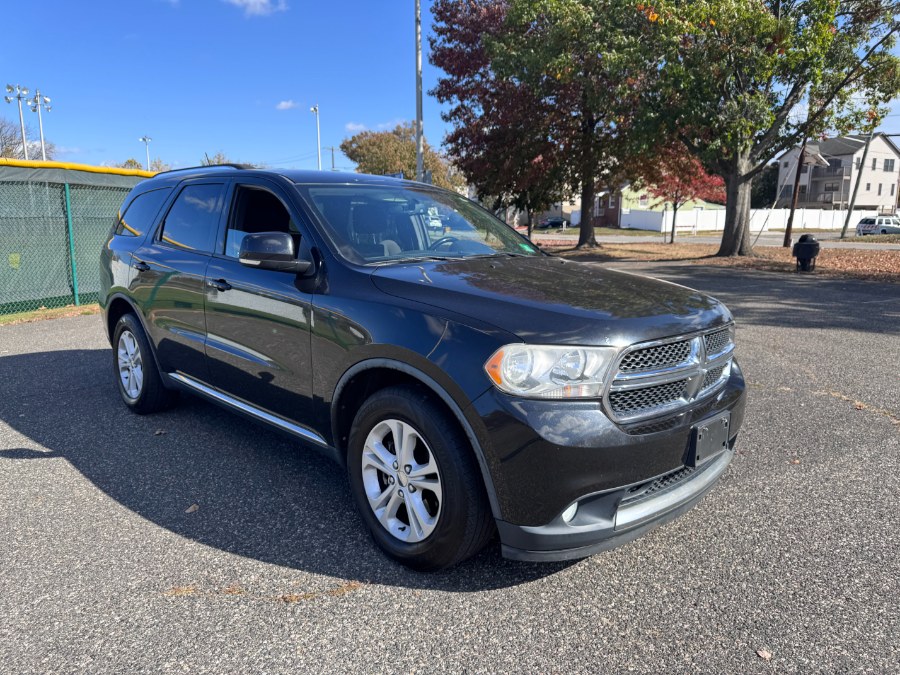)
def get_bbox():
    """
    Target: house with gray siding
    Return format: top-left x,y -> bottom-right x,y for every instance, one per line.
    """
775,133 -> 900,213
